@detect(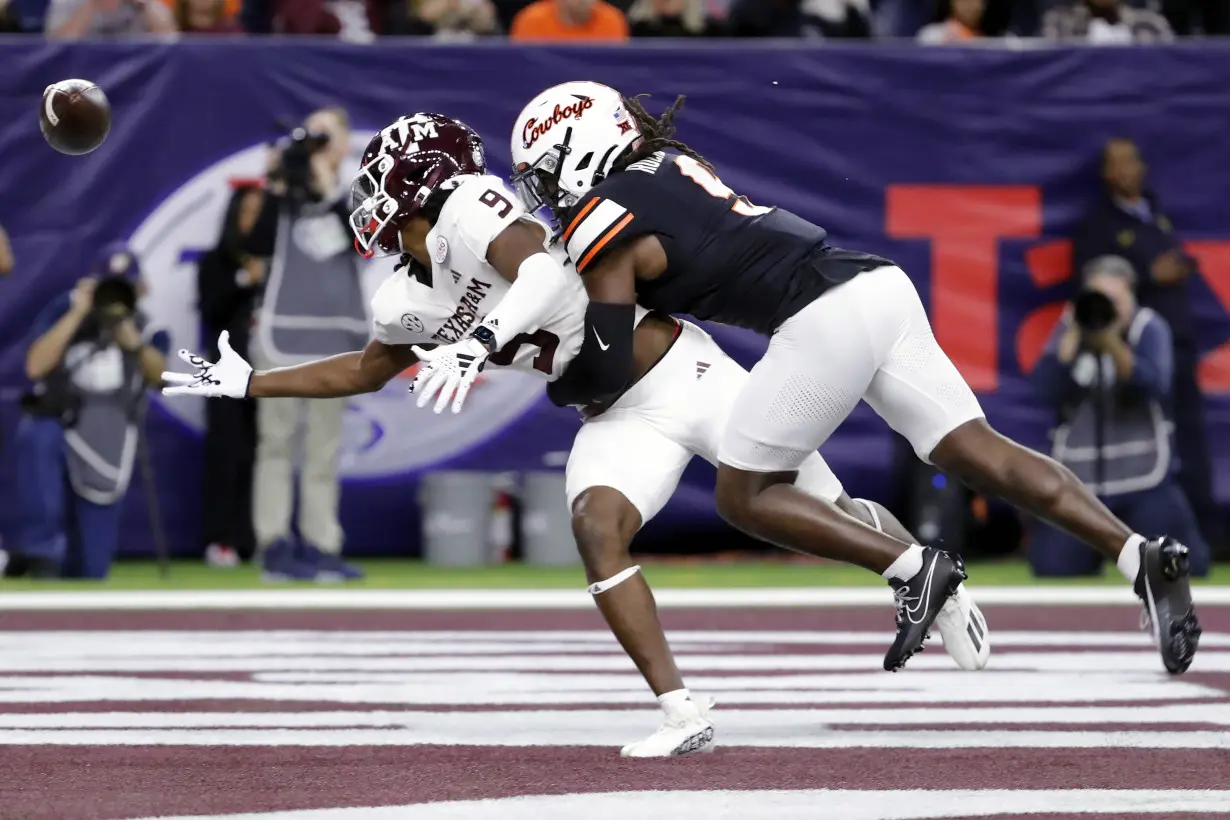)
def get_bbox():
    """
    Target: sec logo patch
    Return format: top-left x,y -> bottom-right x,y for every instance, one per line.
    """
400,313 -> 425,334
434,236 -> 449,264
